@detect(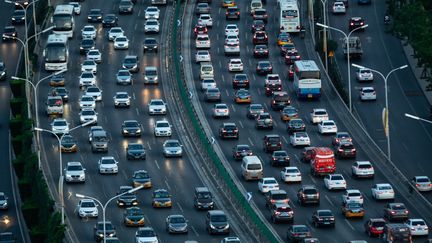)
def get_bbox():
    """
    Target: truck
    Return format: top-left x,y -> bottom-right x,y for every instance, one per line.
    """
310,147 -> 336,176
342,36 -> 363,59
